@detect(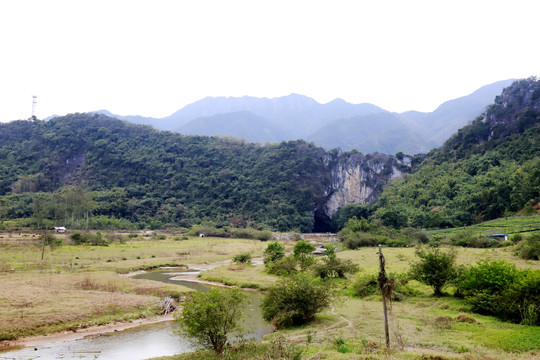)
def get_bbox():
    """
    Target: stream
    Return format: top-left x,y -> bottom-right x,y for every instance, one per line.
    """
0,270 -> 272,360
